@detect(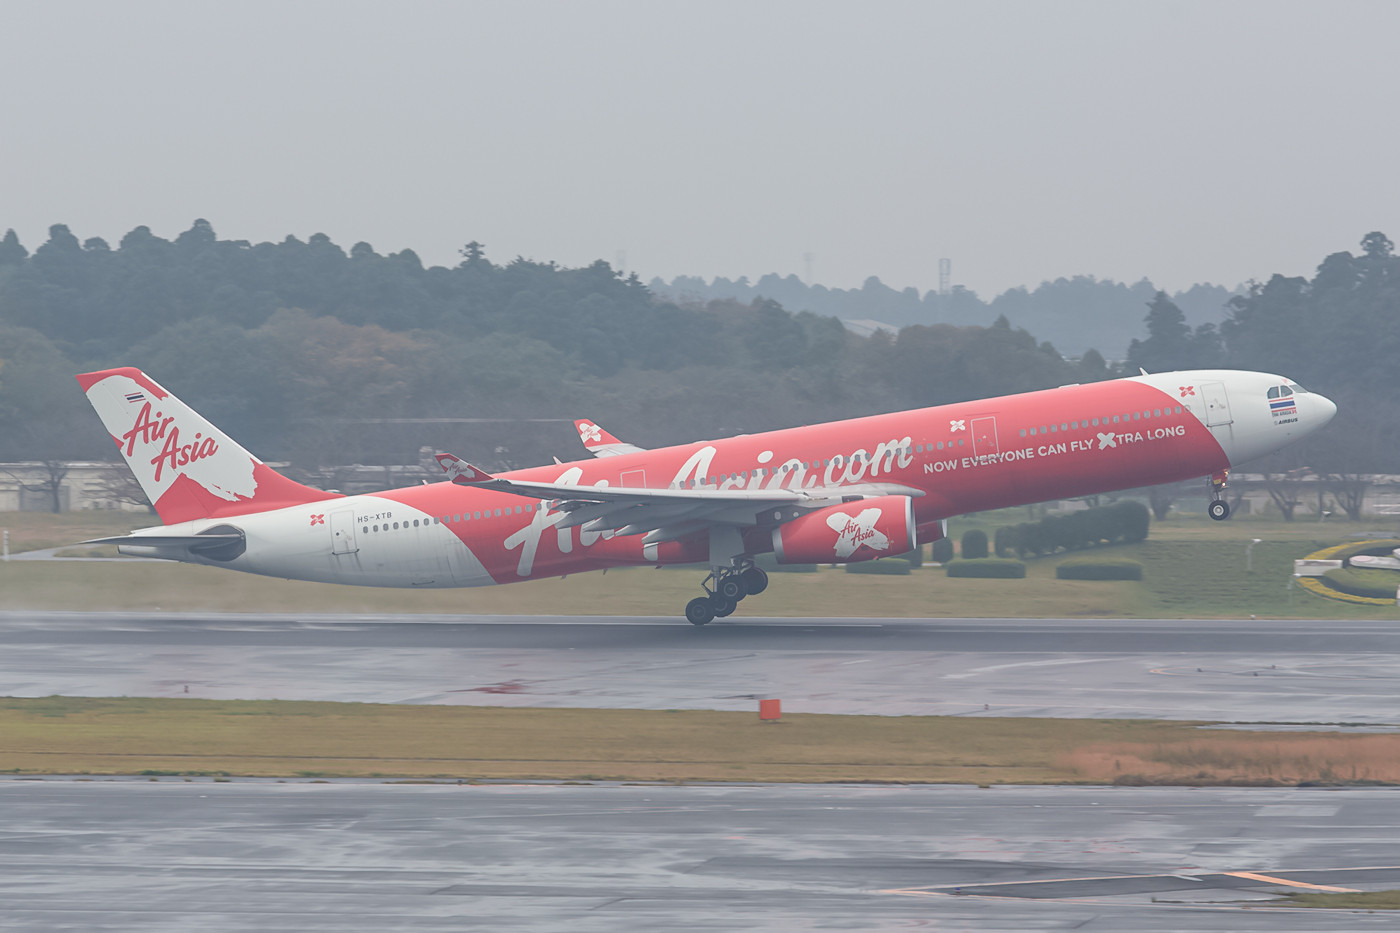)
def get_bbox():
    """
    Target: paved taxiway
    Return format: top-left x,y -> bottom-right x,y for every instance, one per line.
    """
3,612 -> 1399,722
3,780 -> 1399,932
